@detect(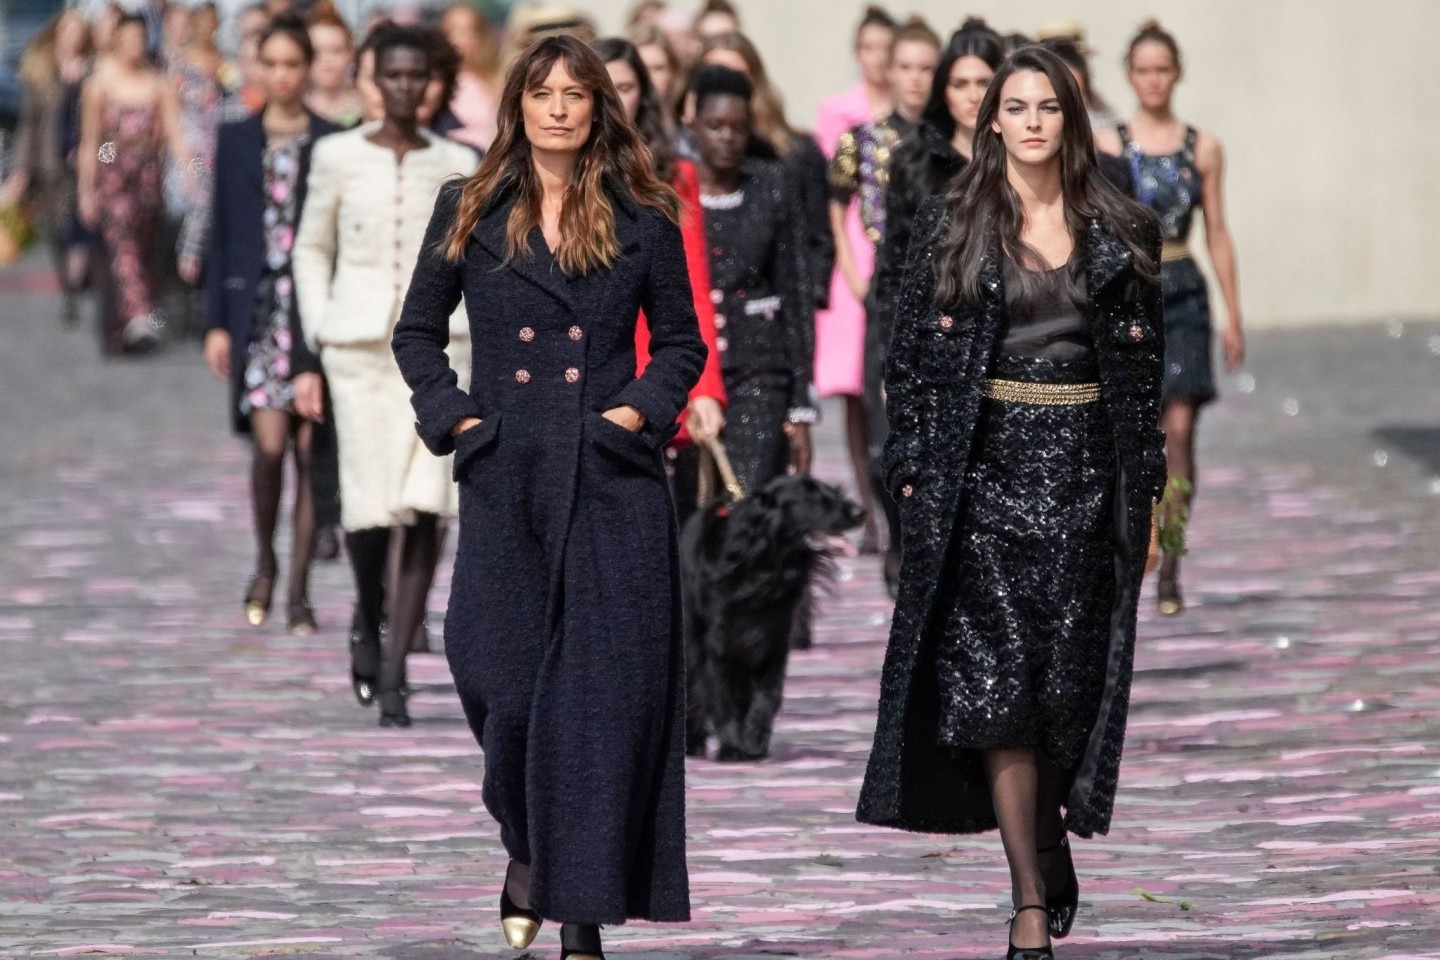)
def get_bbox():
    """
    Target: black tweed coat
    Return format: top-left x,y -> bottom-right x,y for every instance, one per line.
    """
856,198 -> 1166,838
392,182 -> 705,924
